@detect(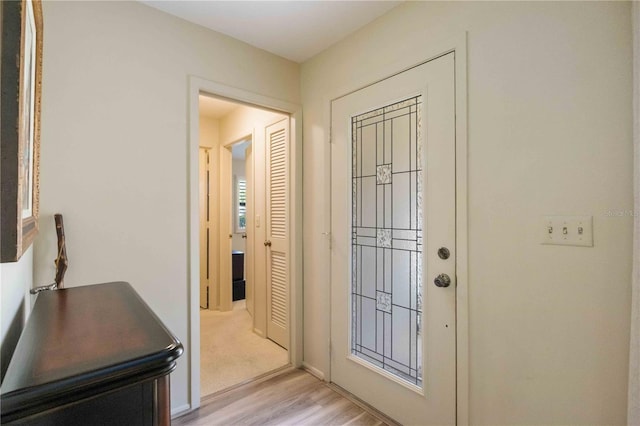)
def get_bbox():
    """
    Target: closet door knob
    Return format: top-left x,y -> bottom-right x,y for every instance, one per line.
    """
264,240 -> 272,247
